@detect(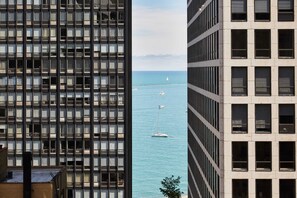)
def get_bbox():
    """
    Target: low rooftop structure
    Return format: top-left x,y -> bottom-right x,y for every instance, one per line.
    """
0,148 -> 66,198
